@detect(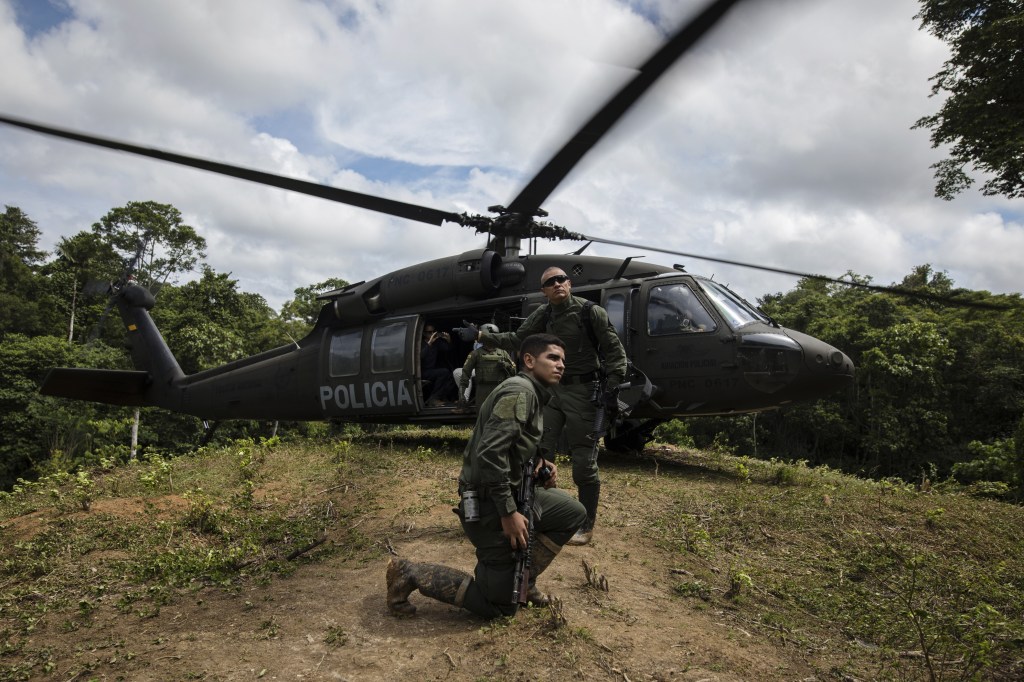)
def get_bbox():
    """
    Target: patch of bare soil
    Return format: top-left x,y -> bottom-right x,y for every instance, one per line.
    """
13,454 -> 853,682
